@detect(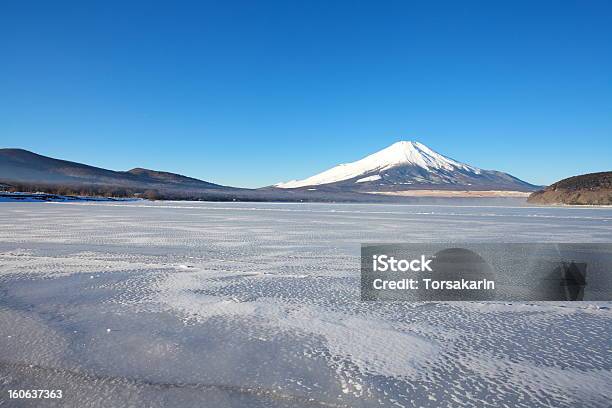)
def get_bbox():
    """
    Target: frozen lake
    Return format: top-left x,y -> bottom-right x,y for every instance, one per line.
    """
1,201 -> 611,407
